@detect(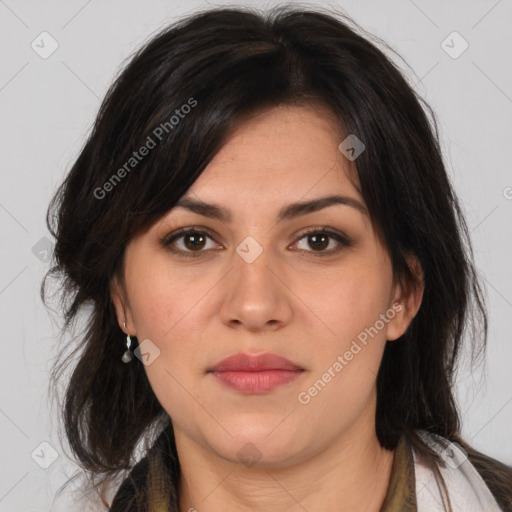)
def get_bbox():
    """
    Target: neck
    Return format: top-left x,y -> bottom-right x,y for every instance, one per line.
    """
176,412 -> 395,512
